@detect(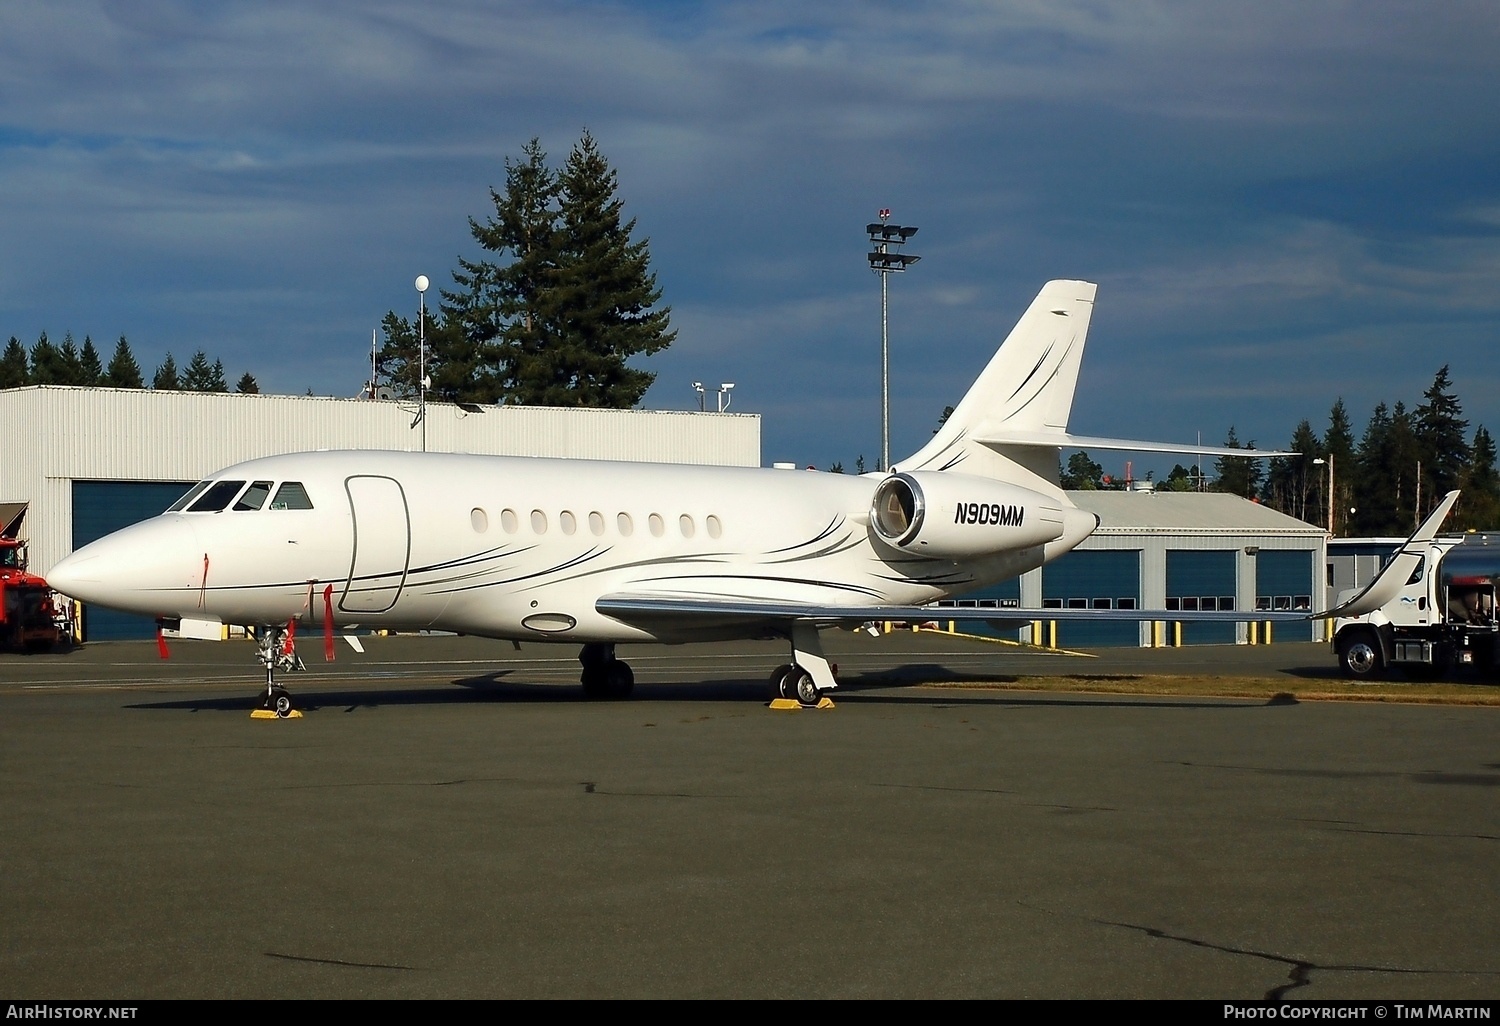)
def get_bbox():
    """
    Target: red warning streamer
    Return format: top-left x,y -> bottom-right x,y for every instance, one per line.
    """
323,584 -> 335,662
155,626 -> 170,660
